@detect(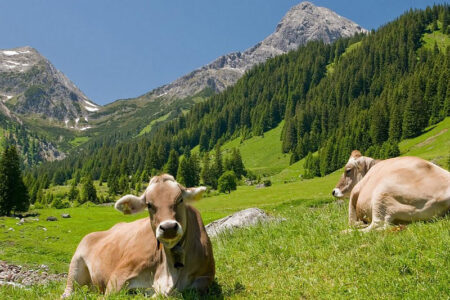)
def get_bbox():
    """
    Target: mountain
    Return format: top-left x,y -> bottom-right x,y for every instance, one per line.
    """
31,4 -> 448,191
92,1 -> 367,138
0,46 -> 99,128
138,1 -> 367,101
